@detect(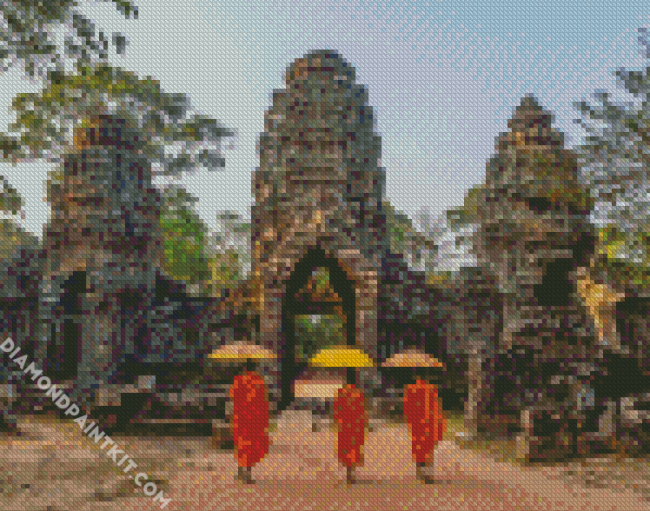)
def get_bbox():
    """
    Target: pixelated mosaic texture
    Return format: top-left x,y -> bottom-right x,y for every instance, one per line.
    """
0,25 -> 649,510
